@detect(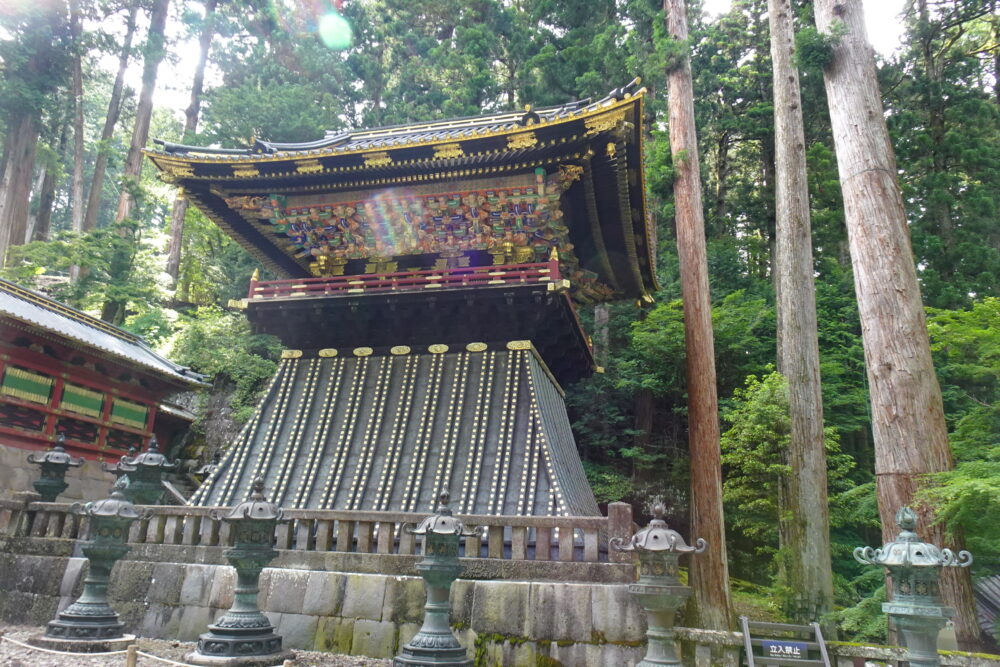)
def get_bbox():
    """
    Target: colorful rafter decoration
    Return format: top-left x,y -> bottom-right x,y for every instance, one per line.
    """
224,166 -> 585,271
